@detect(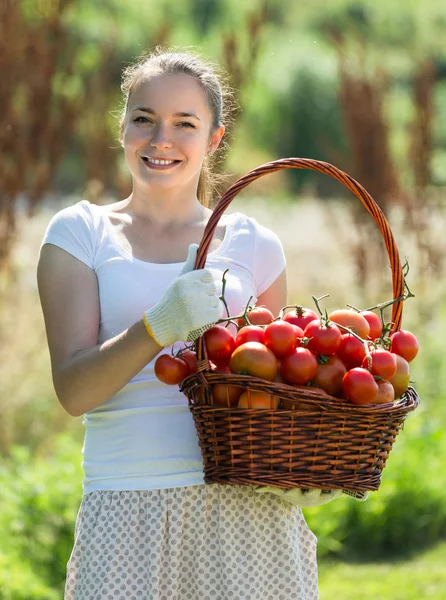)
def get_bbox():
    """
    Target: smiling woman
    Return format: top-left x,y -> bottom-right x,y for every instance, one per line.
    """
36,47 -> 318,600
